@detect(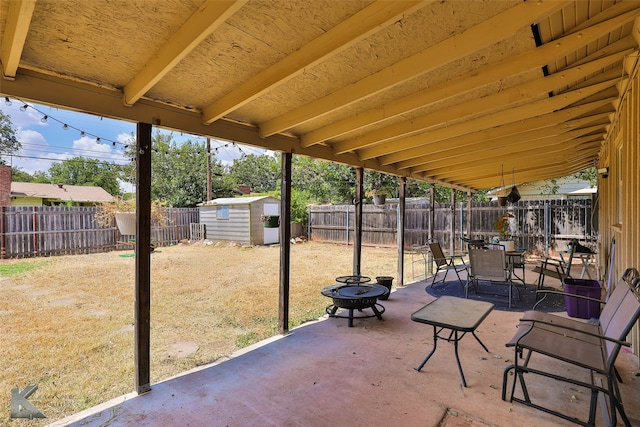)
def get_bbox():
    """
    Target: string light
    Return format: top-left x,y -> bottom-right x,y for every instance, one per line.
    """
3,96 -> 264,164
4,96 -> 124,149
